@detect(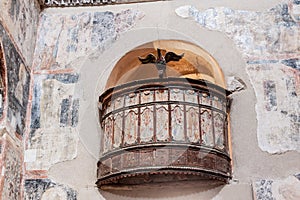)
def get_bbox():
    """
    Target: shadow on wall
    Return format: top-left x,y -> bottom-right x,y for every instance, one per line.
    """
99,181 -> 224,199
